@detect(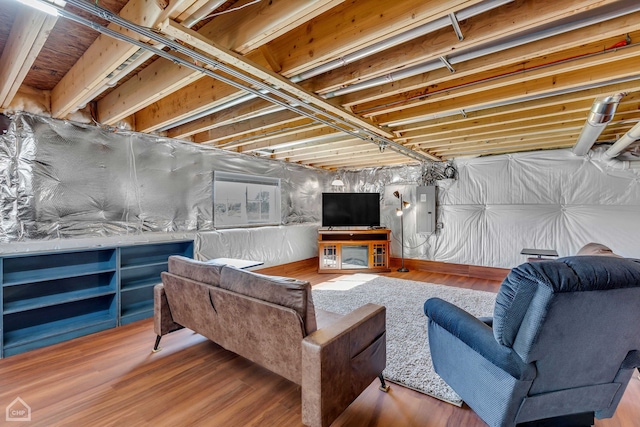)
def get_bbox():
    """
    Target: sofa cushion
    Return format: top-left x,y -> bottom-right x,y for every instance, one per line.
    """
220,265 -> 317,335
168,255 -> 224,286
